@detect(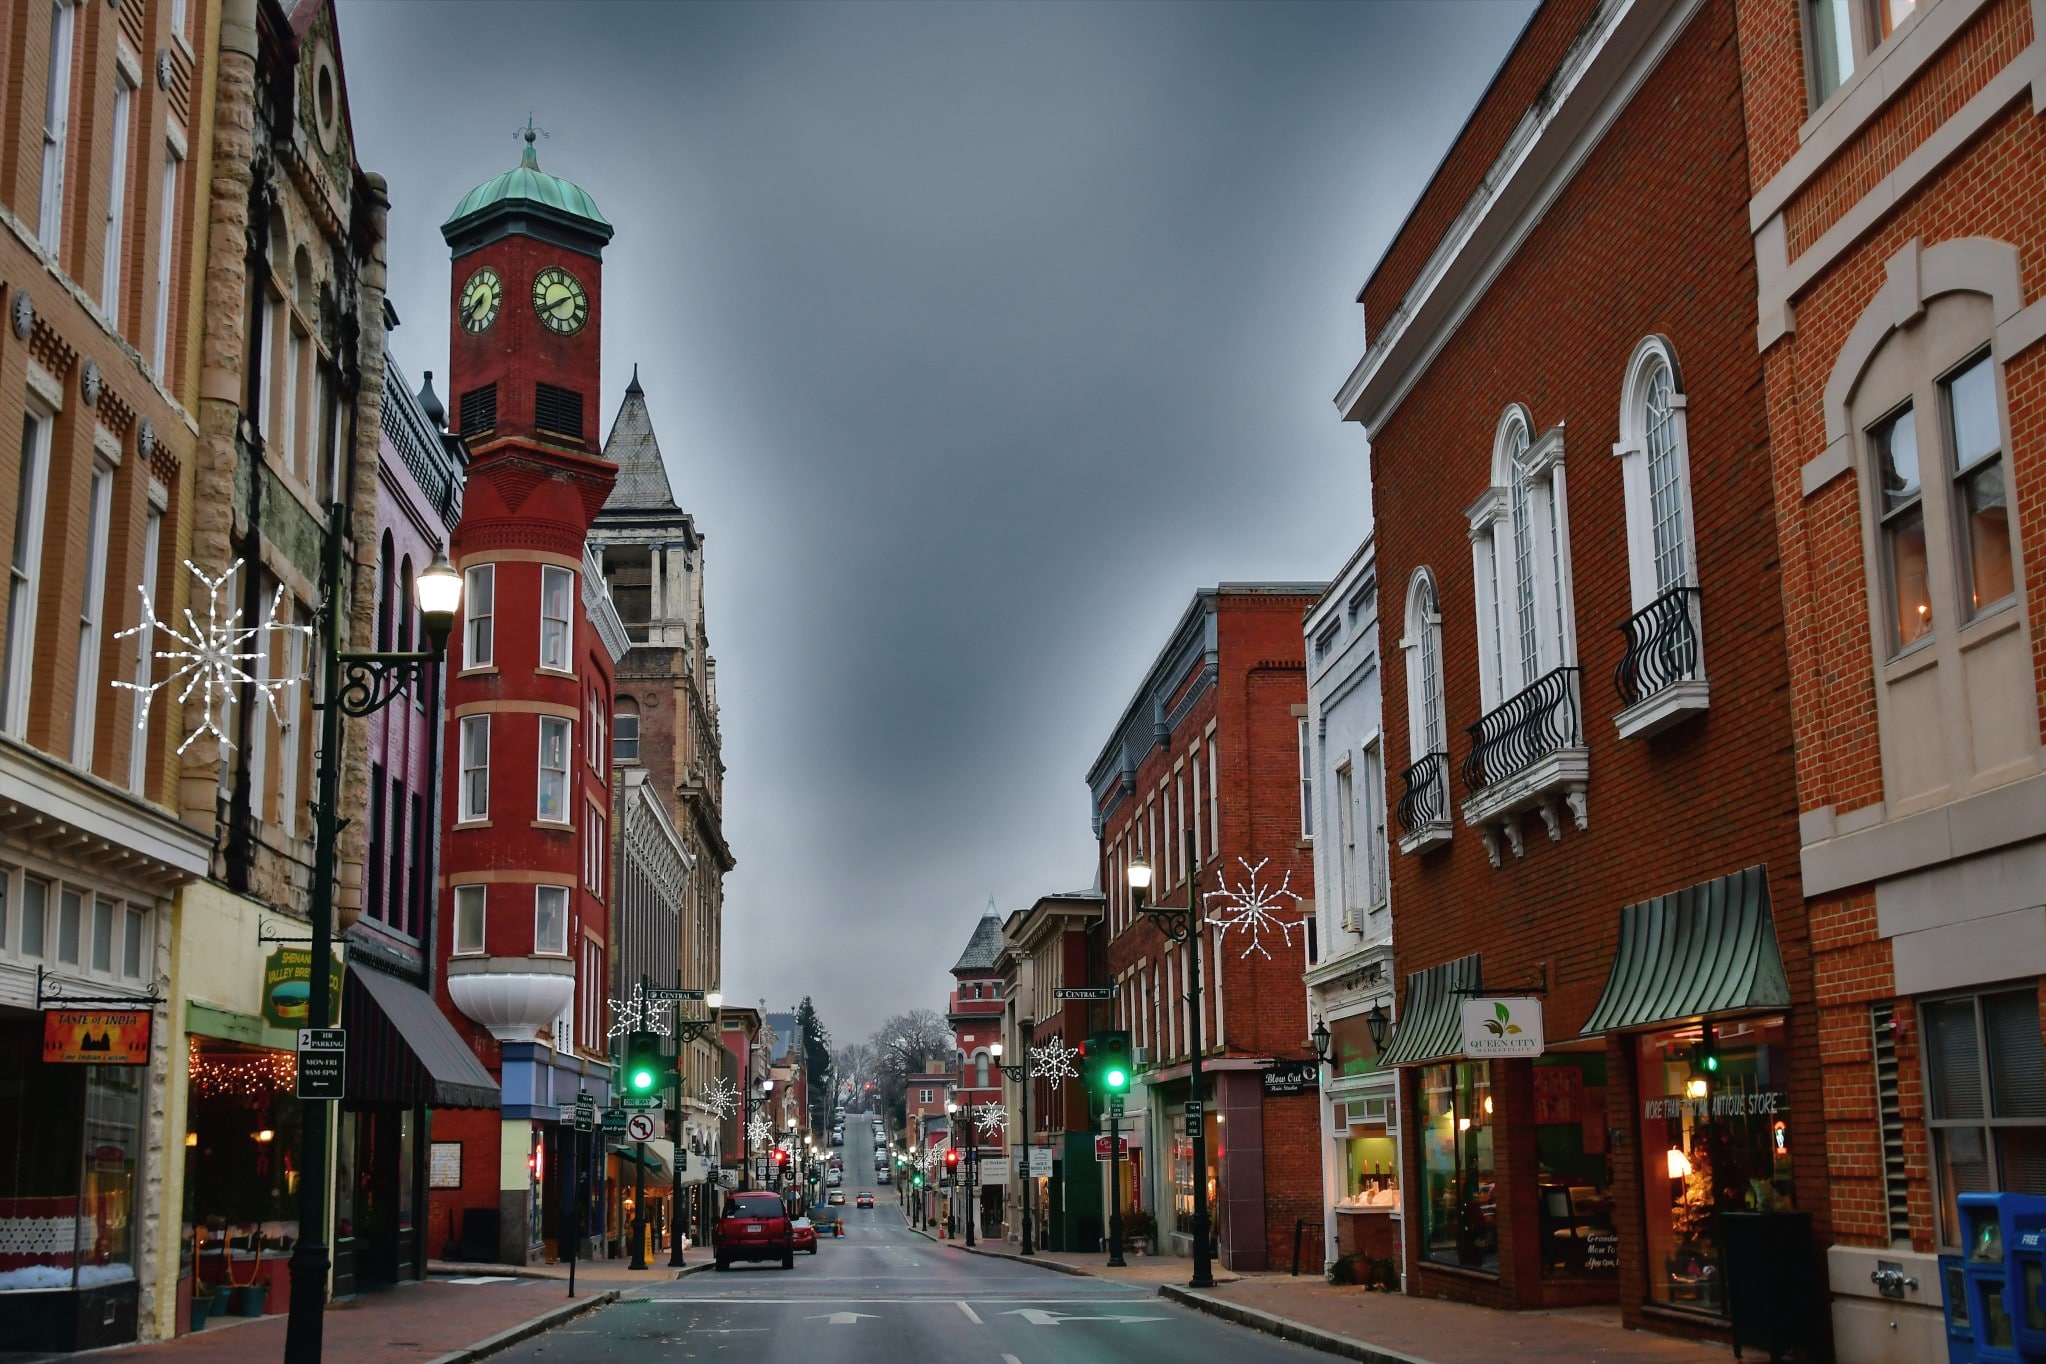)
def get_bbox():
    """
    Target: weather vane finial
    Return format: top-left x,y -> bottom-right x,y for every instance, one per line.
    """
517,114 -> 548,168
